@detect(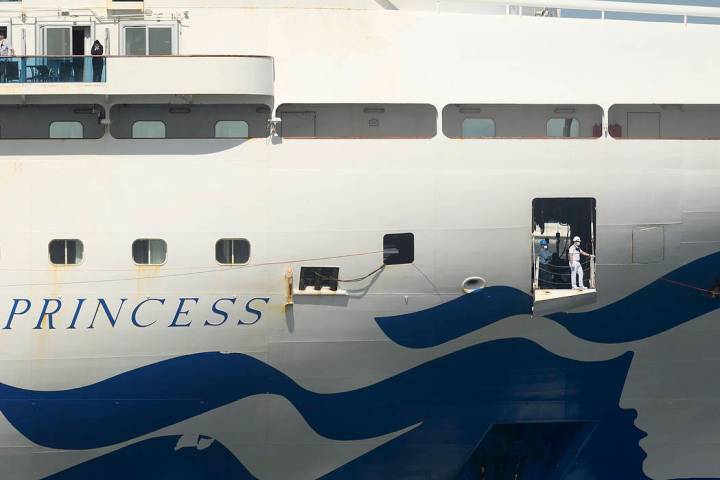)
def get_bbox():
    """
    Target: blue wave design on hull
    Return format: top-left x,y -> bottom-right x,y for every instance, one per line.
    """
0,353 -> 288,450
6,254 -> 720,478
0,340 -> 649,479
375,252 -> 720,348
375,286 -> 532,348
45,436 -> 256,480
549,251 -> 720,343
